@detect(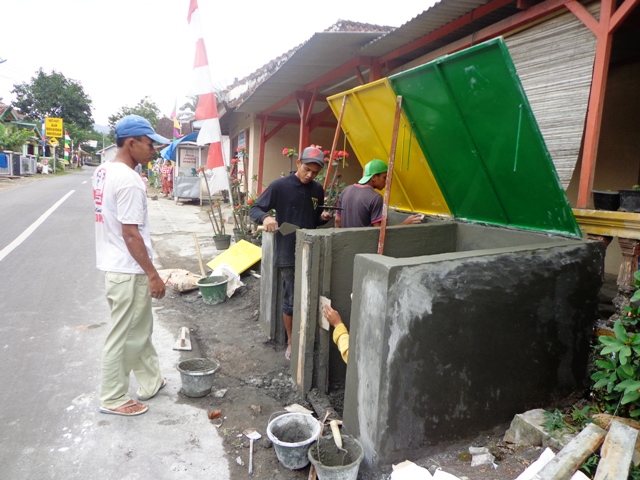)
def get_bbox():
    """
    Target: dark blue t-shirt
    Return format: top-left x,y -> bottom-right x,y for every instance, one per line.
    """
336,184 -> 384,228
250,173 -> 326,267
